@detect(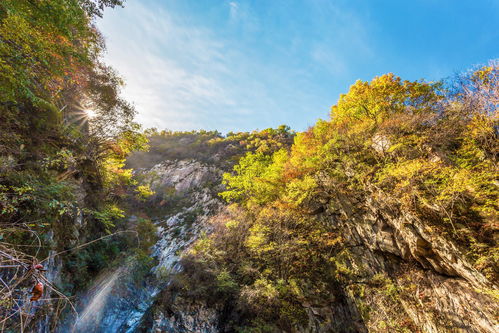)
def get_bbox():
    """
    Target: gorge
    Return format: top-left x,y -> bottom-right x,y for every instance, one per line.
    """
0,1 -> 497,332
